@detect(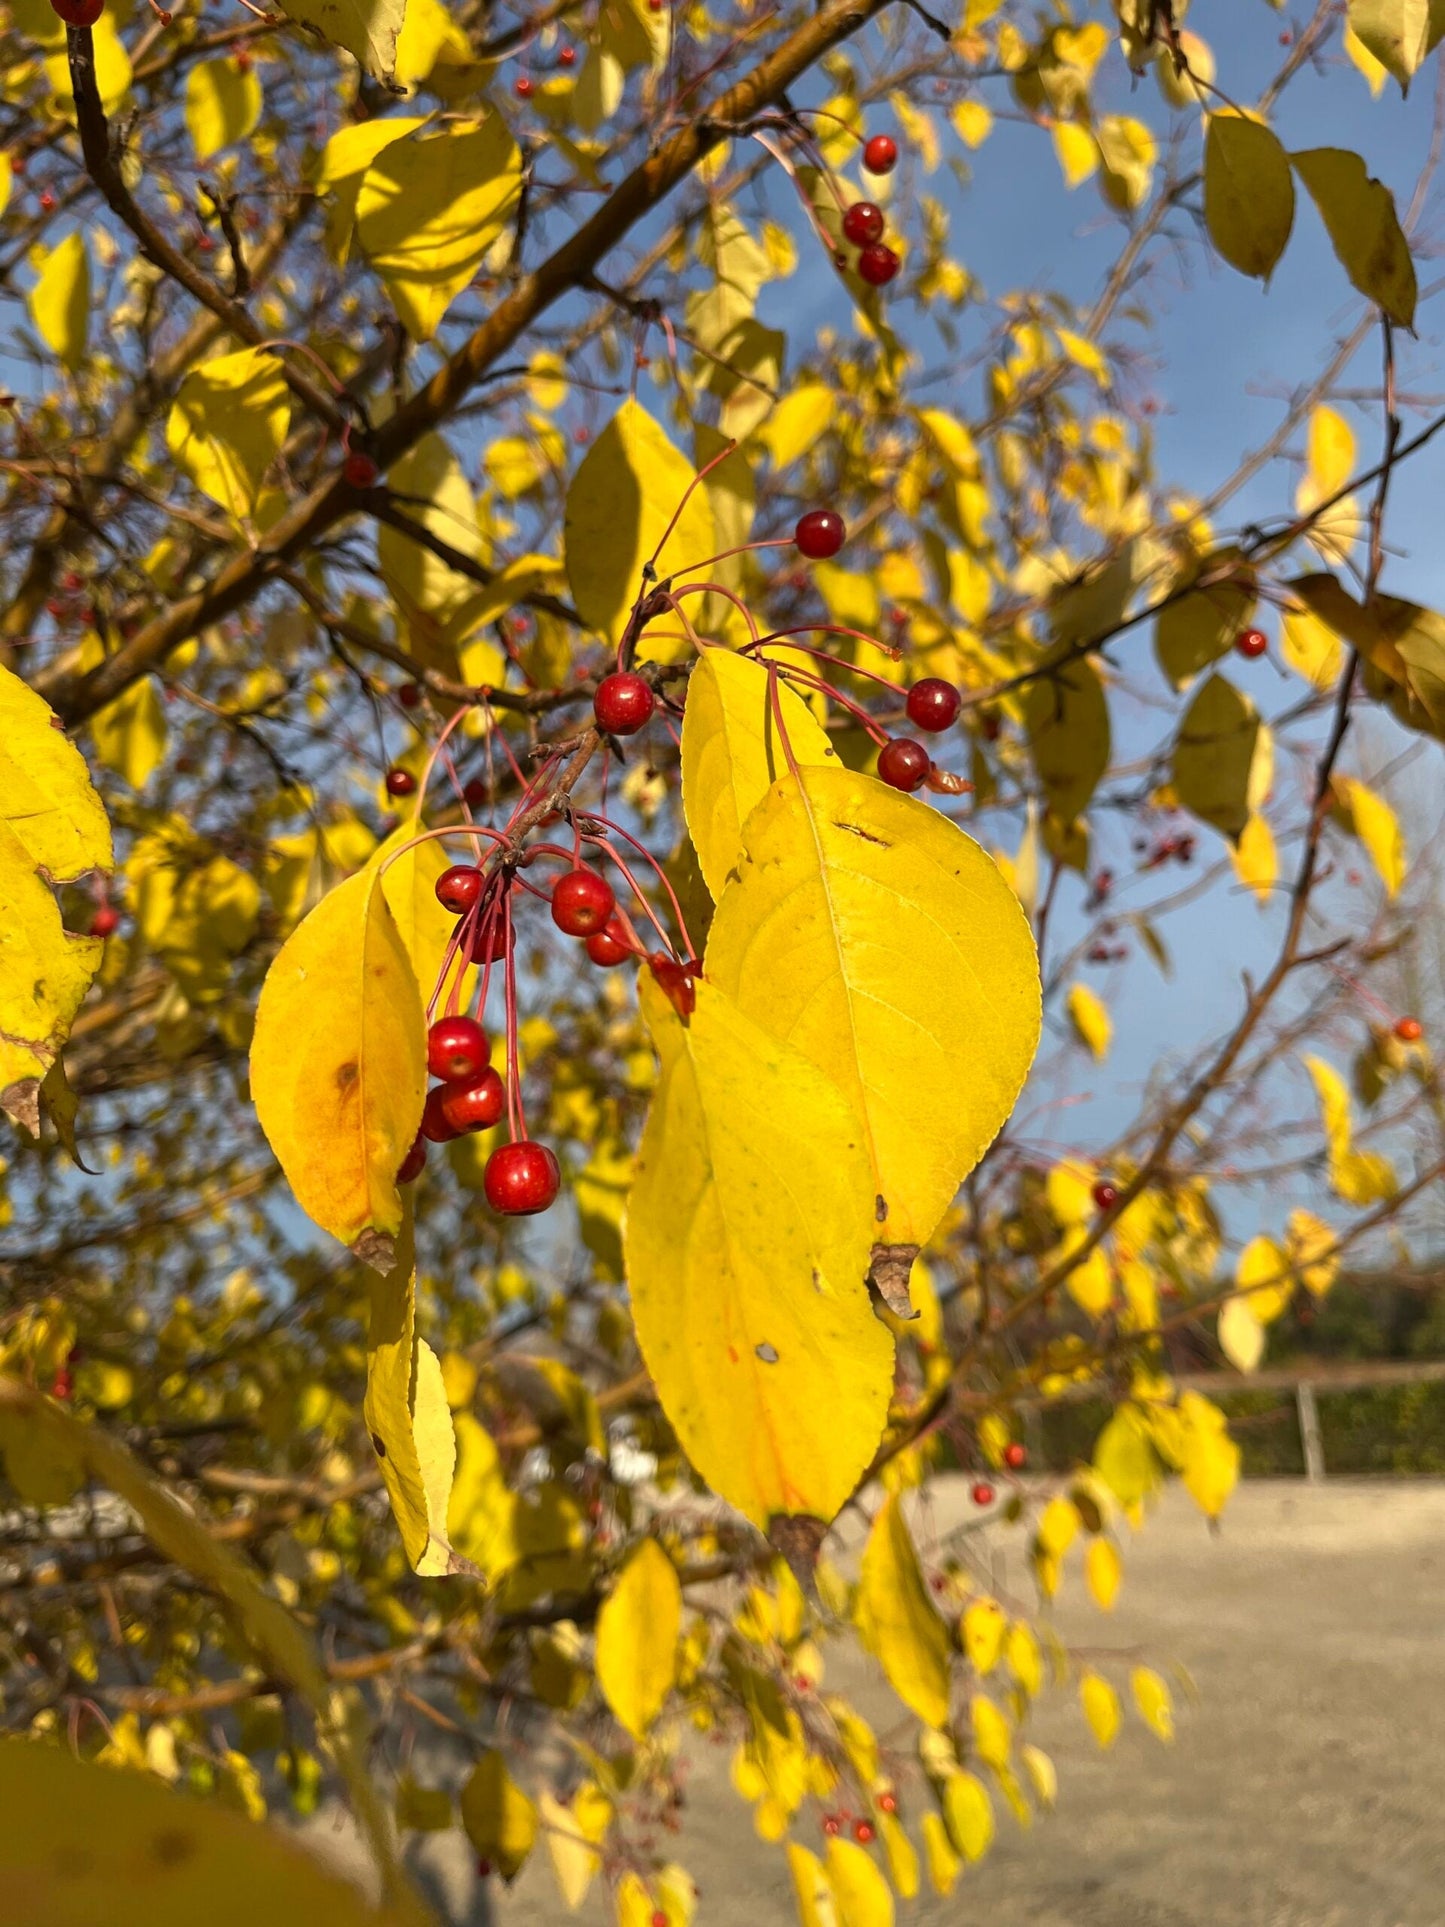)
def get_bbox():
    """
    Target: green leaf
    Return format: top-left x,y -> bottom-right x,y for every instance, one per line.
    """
184,56 -> 262,161
1203,112 -> 1294,279
1292,146 -> 1417,325
1170,673 -> 1272,842
28,231 -> 90,369
278,0 -> 407,82
564,399 -> 716,647
166,347 -> 291,519
595,1537 -> 683,1738
356,117 -> 523,341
